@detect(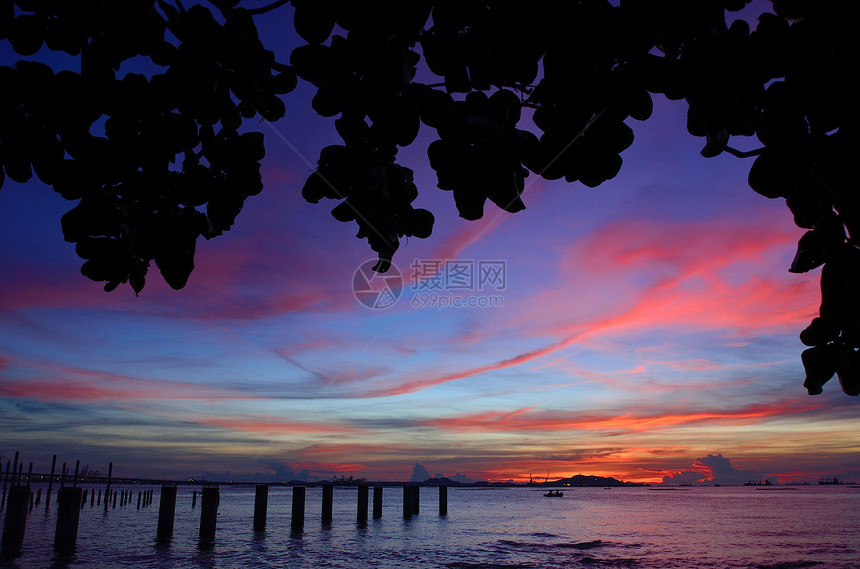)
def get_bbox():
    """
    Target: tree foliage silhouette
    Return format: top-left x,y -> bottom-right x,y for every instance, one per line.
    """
1,0 -> 858,396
